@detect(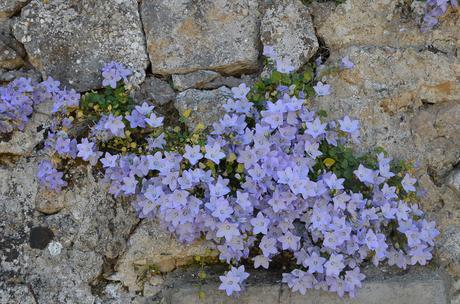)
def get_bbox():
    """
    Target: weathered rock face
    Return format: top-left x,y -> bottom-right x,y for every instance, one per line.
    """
141,0 -> 260,76
0,67 -> 41,84
0,18 -> 25,70
172,70 -> 256,91
312,46 -> 460,176
113,220 -> 215,291
315,0 -> 460,56
173,70 -> 221,91
1,0 -> 460,302
0,40 -> 23,69
0,159 -> 139,303
0,284 -> 37,304
12,0 -> 149,92
133,76 -> 176,106
261,0 -> 318,71
447,169 -> 460,195
0,0 -> 29,18
175,87 -> 232,128
437,226 -> 460,276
